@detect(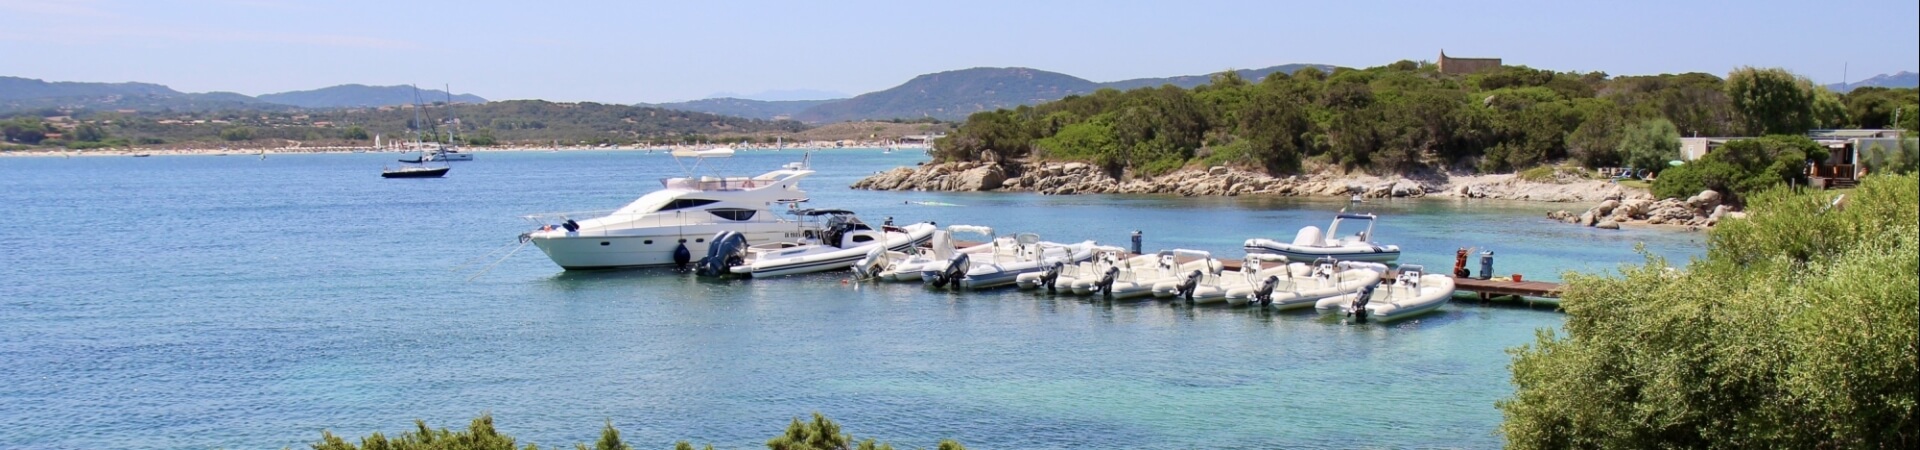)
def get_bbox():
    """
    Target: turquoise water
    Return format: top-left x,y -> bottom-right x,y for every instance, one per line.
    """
0,150 -> 1703,449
